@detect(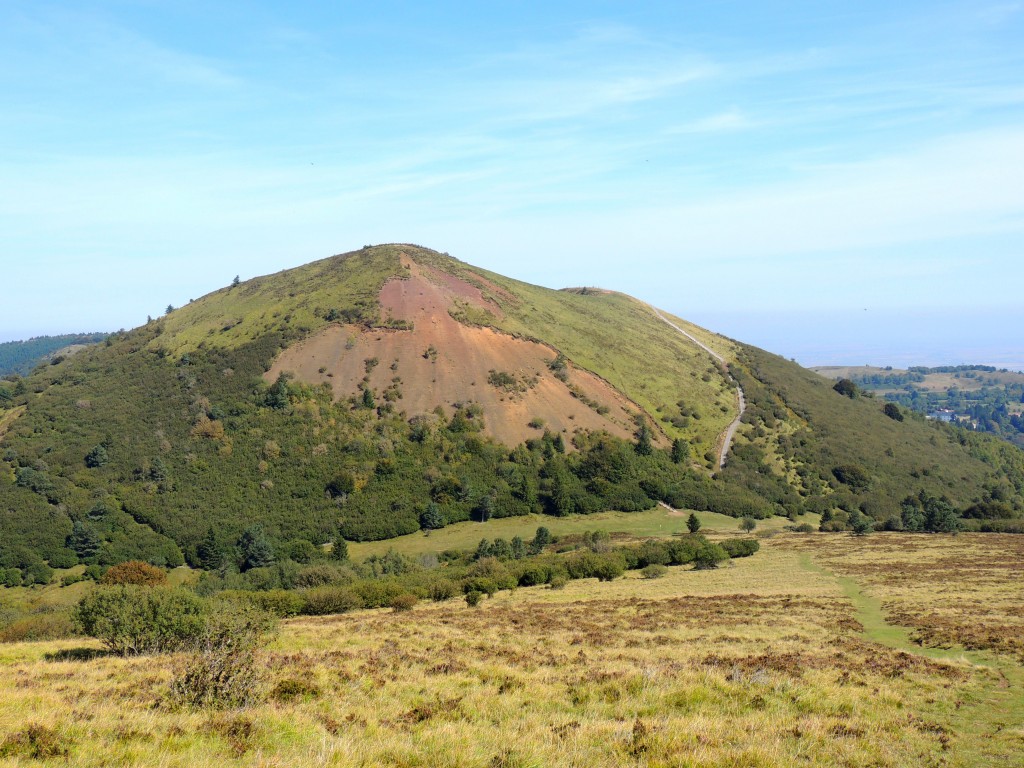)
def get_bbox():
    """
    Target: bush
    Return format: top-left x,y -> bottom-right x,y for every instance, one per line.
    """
641,564 -> 668,579
565,551 -> 626,581
548,575 -> 569,590
0,612 -> 76,643
427,579 -> 458,602
465,590 -> 483,607
390,593 -> 418,612
168,604 -> 275,710
299,586 -> 364,616
75,586 -> 207,655
222,589 -> 304,618
100,560 -> 167,586
293,564 -> 352,589
693,543 -> 729,570
352,579 -> 407,609
0,724 -> 69,759
22,561 -> 53,586
720,539 -> 760,558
